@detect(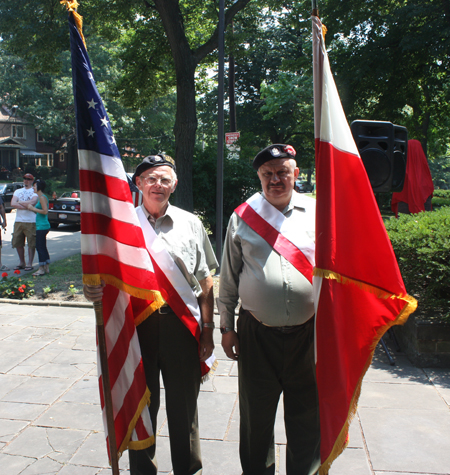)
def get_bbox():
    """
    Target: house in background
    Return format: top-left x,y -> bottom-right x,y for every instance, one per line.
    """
0,104 -> 57,178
